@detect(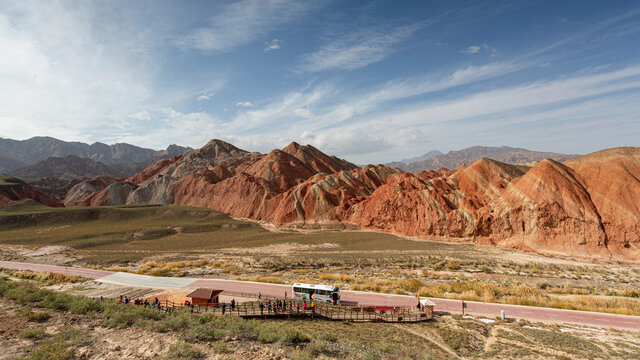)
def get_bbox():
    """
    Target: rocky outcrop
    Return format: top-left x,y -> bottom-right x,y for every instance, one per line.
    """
63,176 -> 119,206
75,139 -> 640,263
